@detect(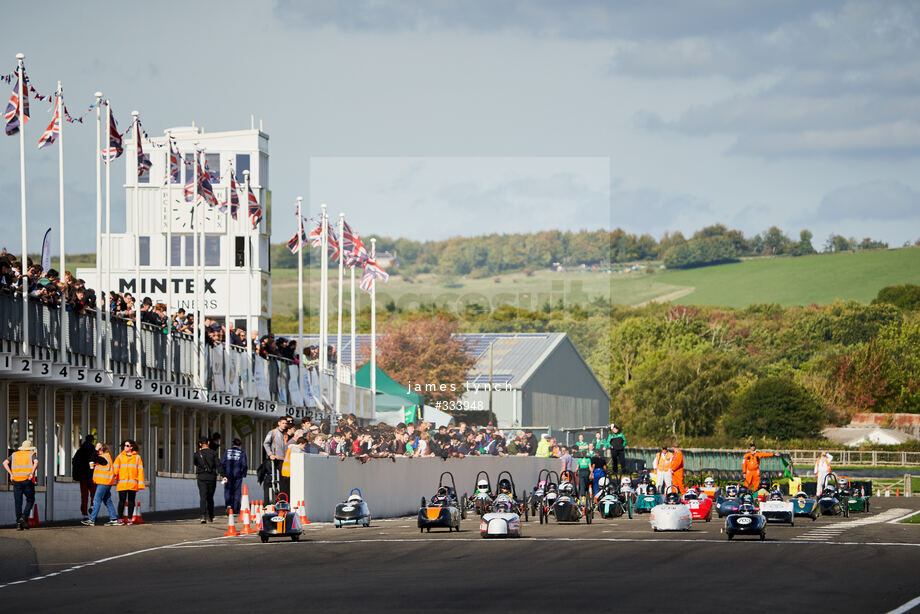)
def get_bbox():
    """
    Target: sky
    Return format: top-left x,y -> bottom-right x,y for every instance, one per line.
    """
1,0 -> 918,254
